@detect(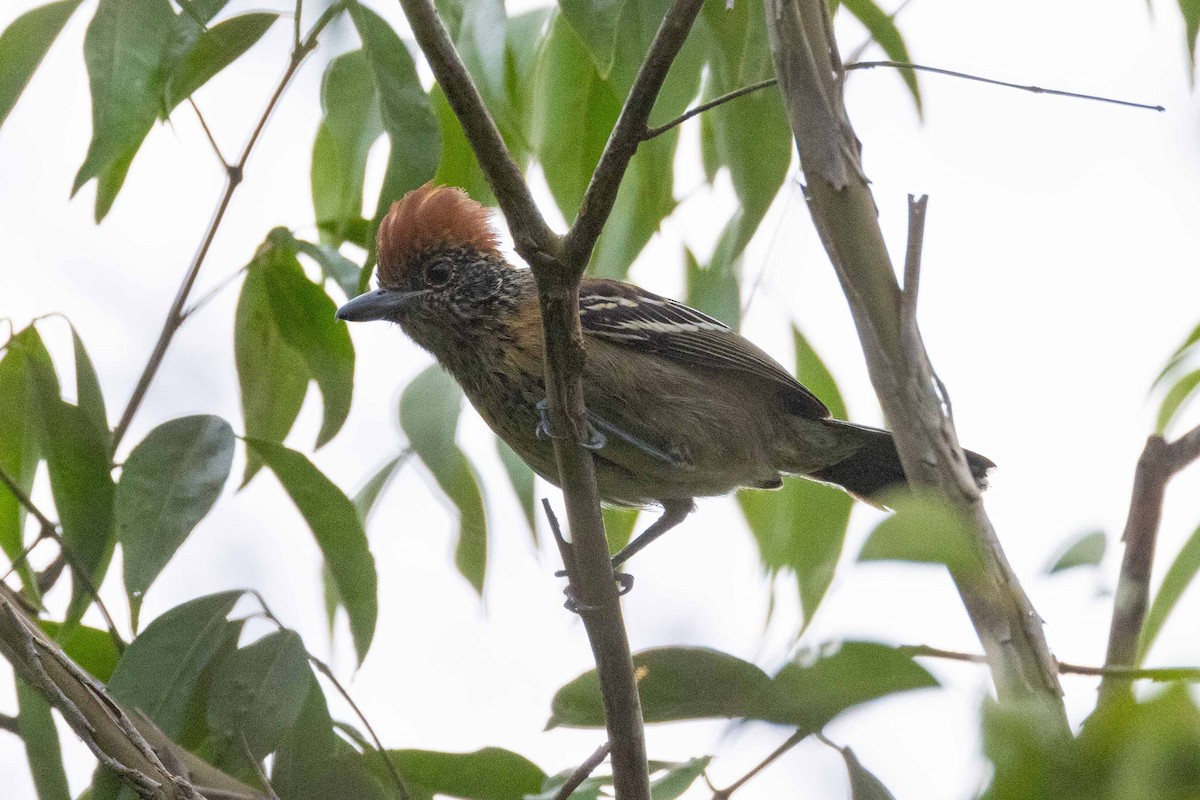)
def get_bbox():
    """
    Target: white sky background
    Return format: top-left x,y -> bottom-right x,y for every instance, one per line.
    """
3,0 -> 1200,797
